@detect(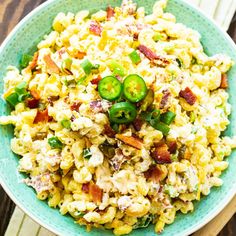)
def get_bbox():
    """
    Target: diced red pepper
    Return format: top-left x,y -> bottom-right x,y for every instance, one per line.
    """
151,143 -> 171,164
179,87 -> 197,105
220,74 -> 228,89
89,21 -> 102,36
107,6 -> 115,20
